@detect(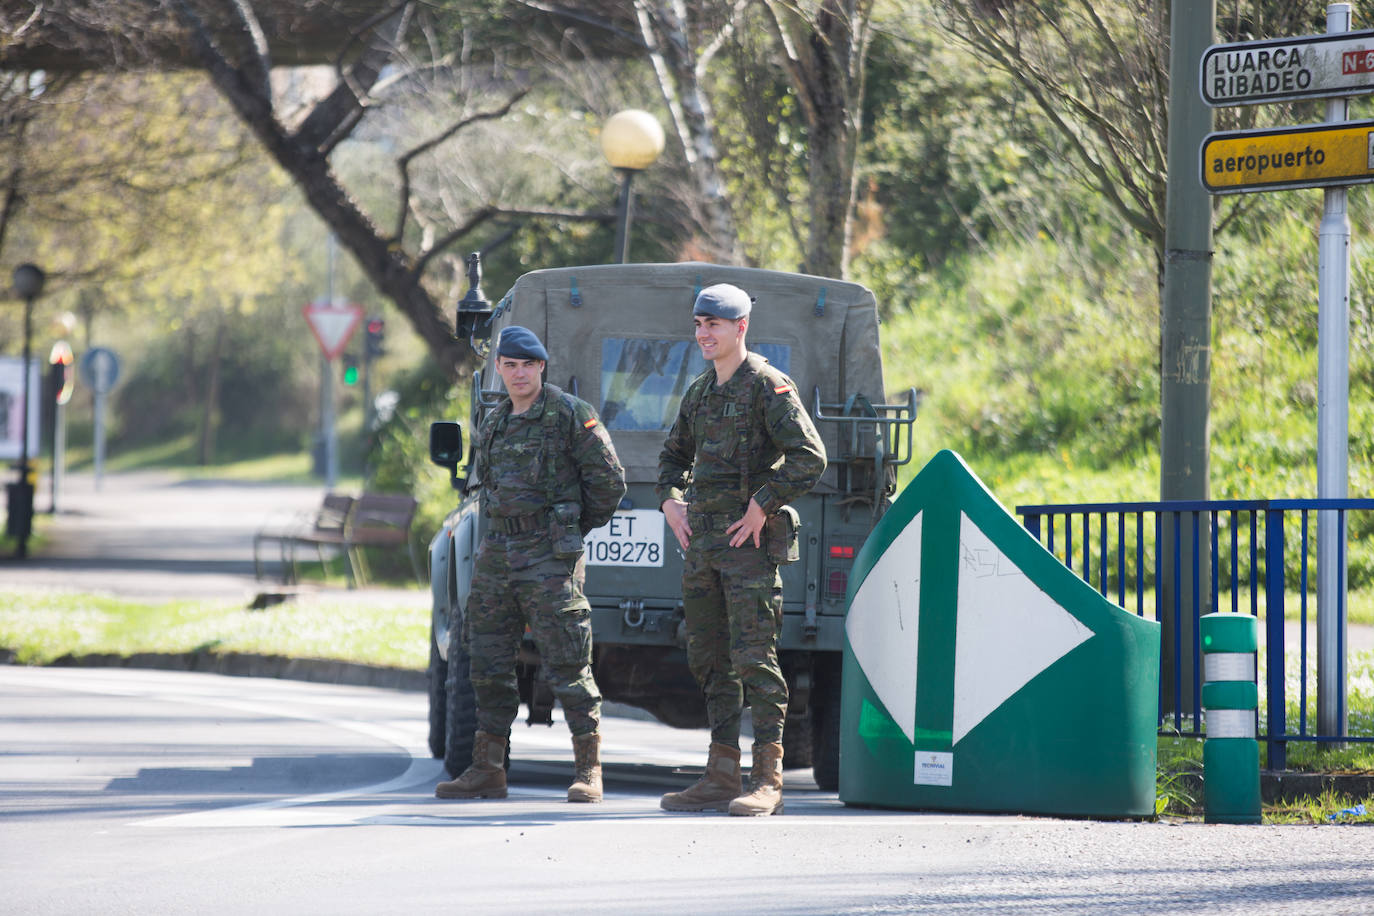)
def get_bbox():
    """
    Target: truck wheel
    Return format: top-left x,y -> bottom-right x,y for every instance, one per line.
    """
427,633 -> 447,759
782,714 -> 814,770
443,632 -> 479,778
811,655 -> 842,791
442,629 -> 510,776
